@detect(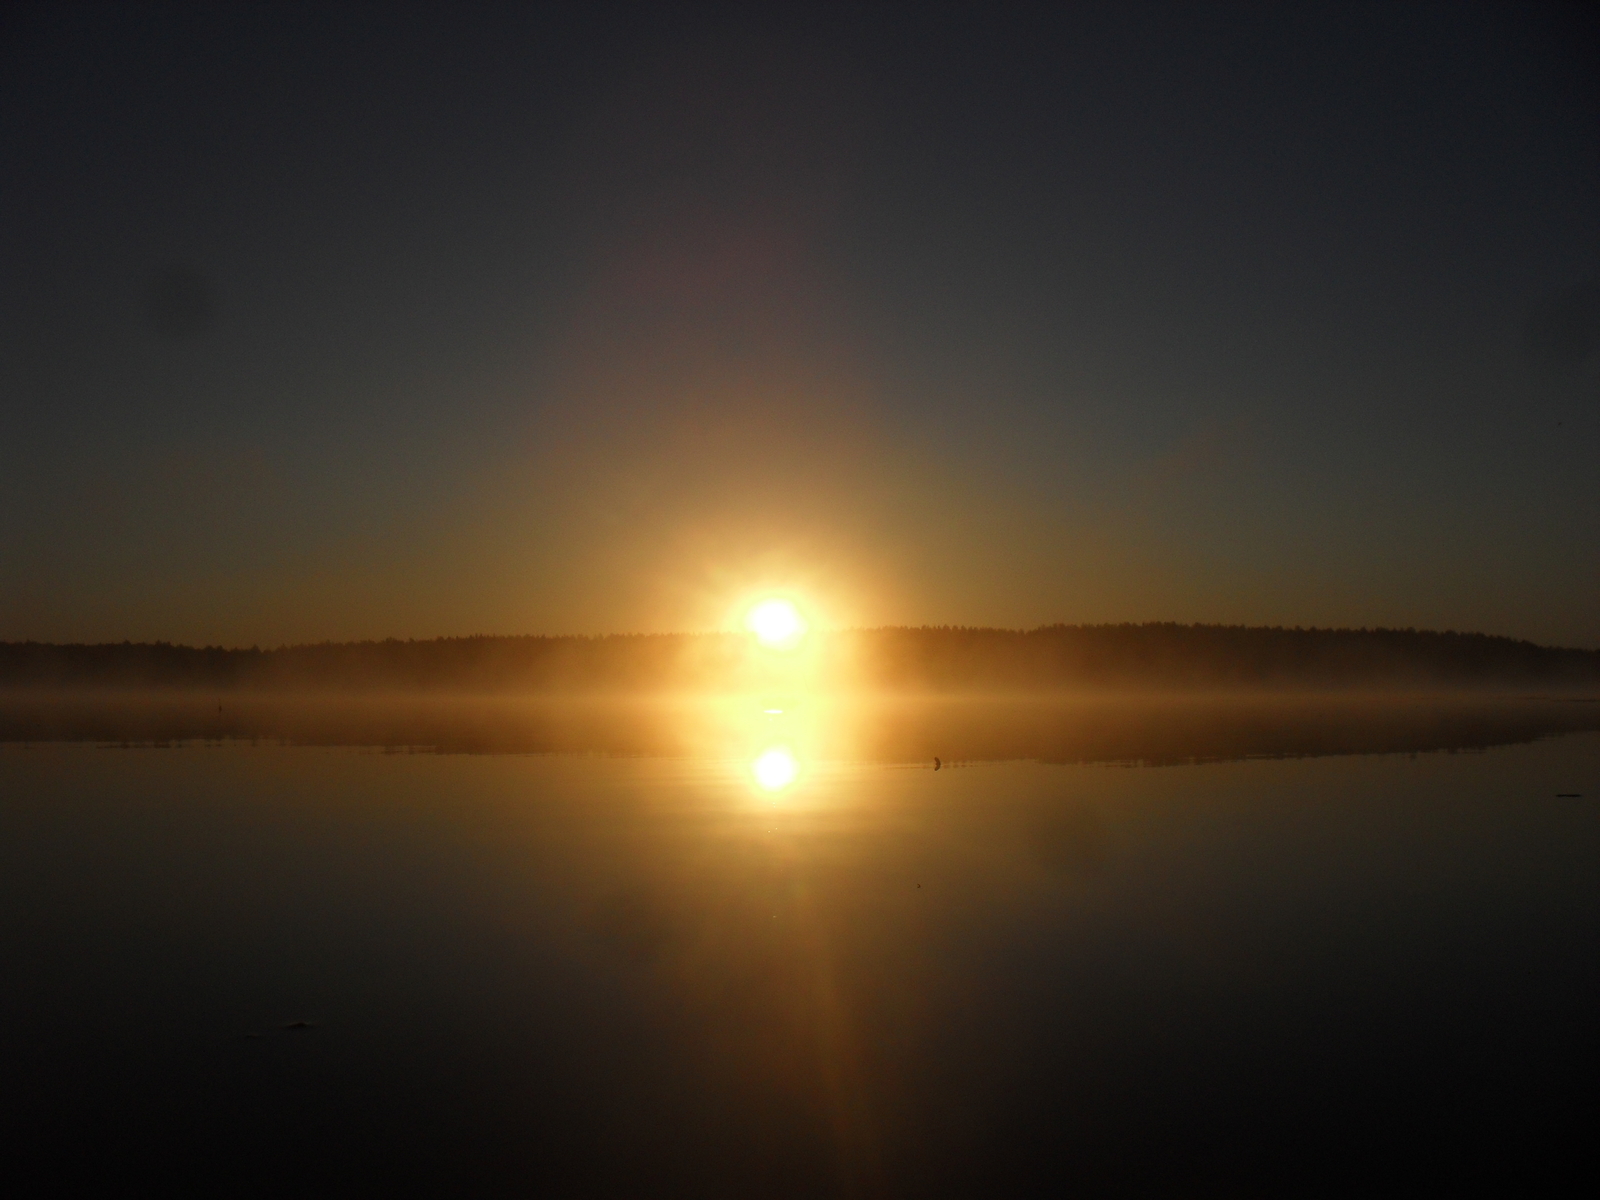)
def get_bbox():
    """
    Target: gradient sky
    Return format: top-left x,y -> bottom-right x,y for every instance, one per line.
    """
3,2 -> 1597,647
